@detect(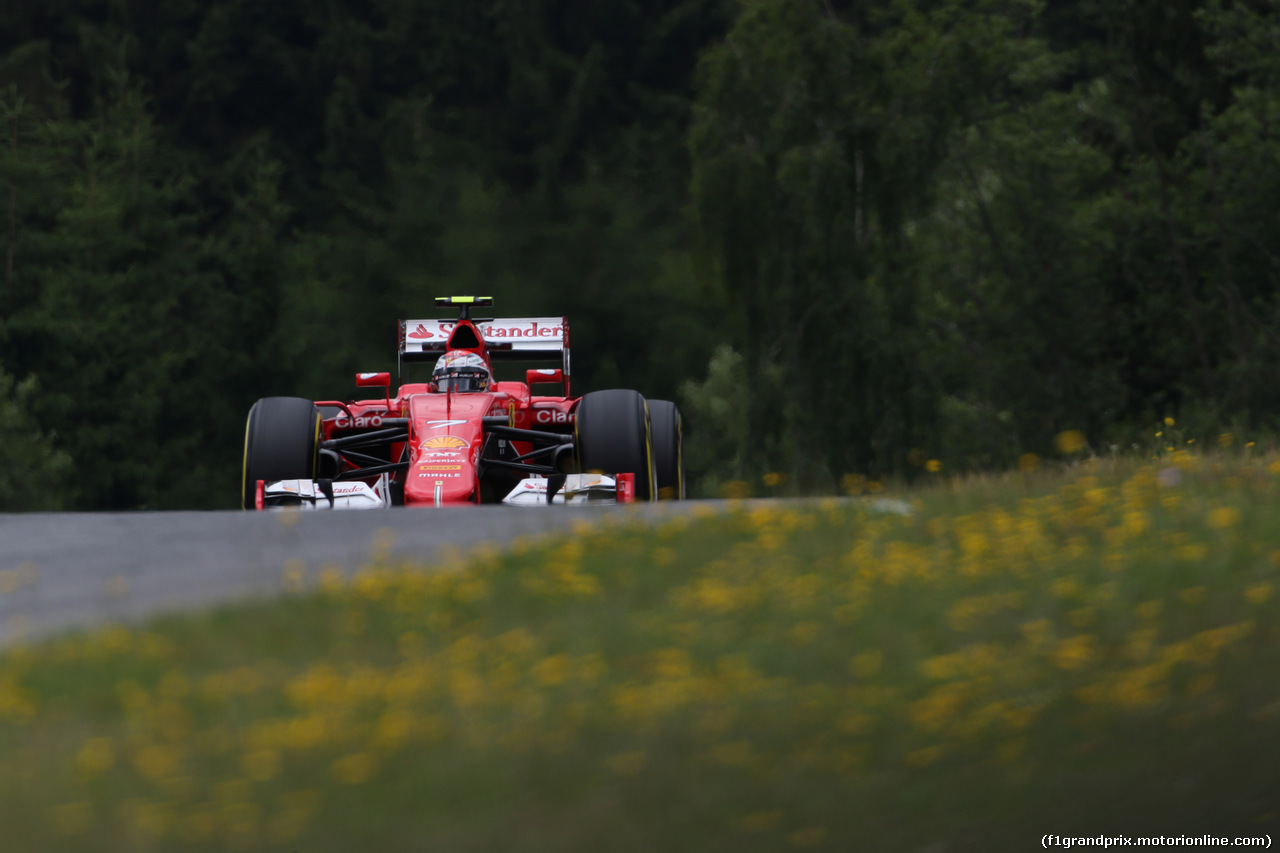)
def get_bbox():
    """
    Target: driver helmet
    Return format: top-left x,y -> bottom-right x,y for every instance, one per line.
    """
431,350 -> 492,393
